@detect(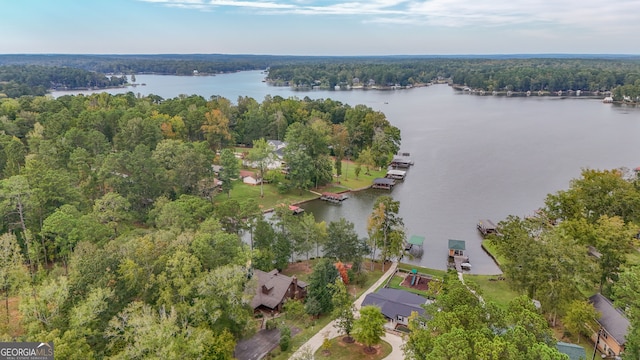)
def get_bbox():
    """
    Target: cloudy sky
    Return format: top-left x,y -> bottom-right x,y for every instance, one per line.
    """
2,0 -> 638,55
